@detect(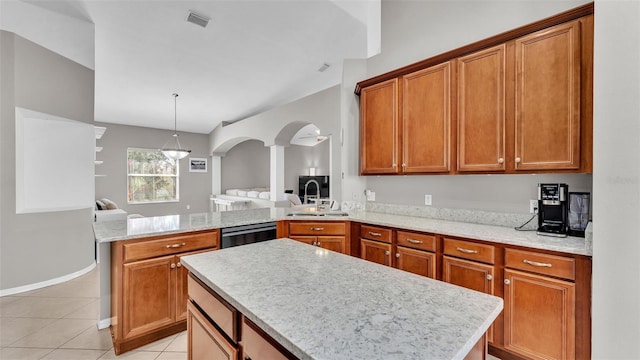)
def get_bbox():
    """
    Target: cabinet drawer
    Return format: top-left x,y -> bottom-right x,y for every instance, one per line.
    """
360,225 -> 392,243
397,231 -> 436,252
187,302 -> 238,360
188,275 -> 238,342
443,238 -> 495,264
241,317 -> 289,360
505,249 -> 575,281
289,222 -> 345,236
123,231 -> 218,263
